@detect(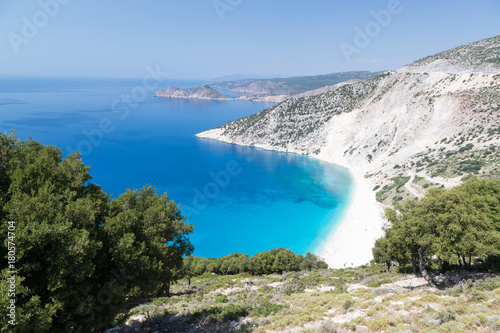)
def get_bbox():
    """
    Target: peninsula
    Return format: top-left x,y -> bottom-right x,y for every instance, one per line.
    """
155,85 -> 232,100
